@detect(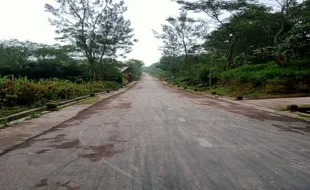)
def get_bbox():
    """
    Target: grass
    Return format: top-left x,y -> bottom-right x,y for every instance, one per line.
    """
221,60 -> 310,84
296,112 -> 310,119
77,97 -> 99,105
299,105 -> 310,109
30,112 -> 40,119
0,107 -> 28,118
0,123 -> 9,129
276,106 -> 288,111
276,104 -> 310,112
